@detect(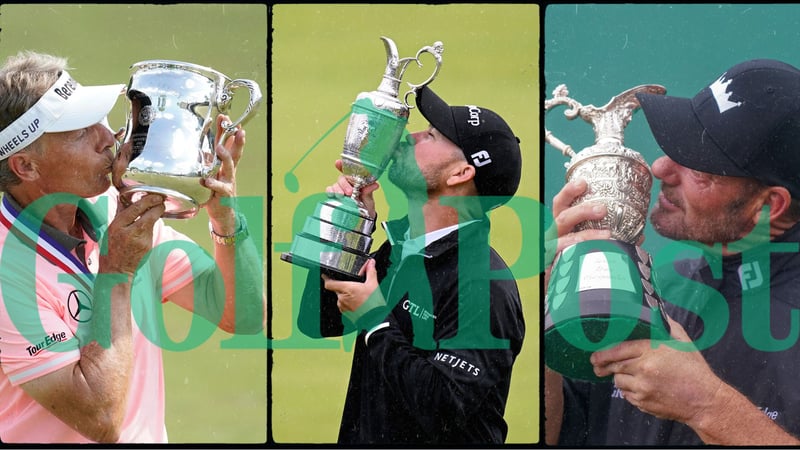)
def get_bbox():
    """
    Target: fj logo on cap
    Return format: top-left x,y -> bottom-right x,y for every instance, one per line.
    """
467,105 -> 481,126
471,150 -> 492,167
710,75 -> 742,113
